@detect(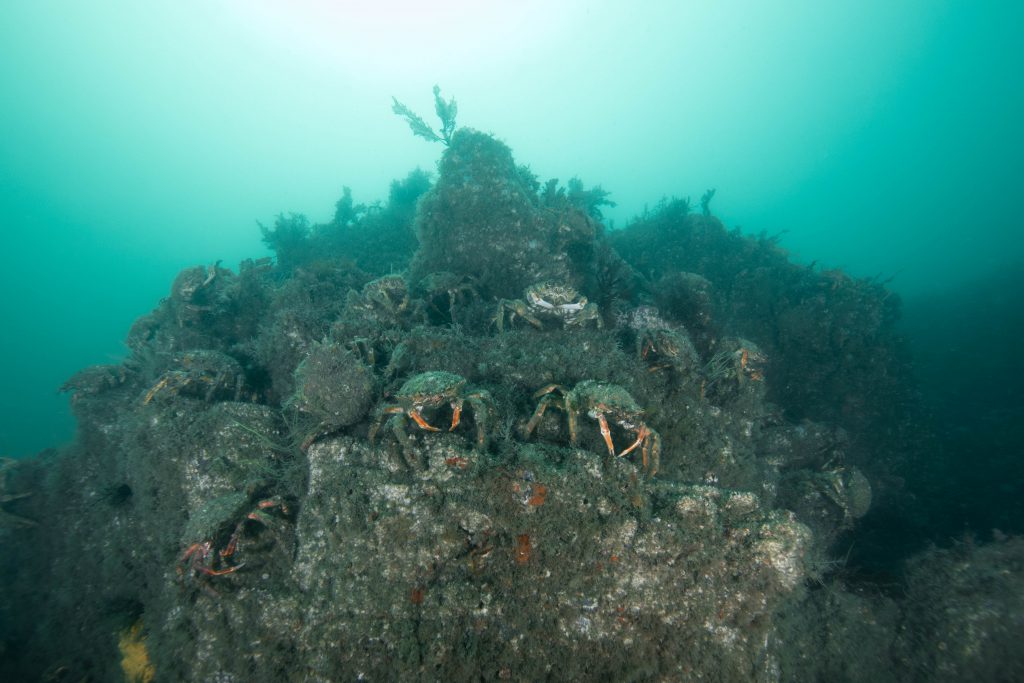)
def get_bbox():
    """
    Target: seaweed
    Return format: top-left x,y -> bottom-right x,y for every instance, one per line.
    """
391,84 -> 458,145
